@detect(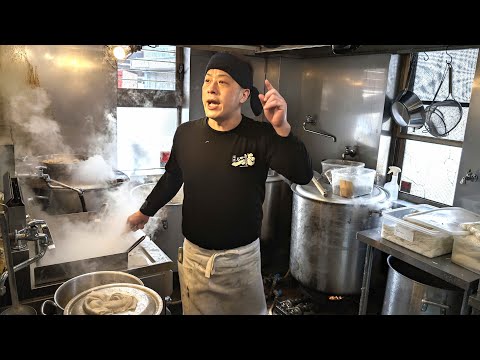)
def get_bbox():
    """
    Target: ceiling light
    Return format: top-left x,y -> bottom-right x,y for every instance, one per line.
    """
112,45 -> 143,60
